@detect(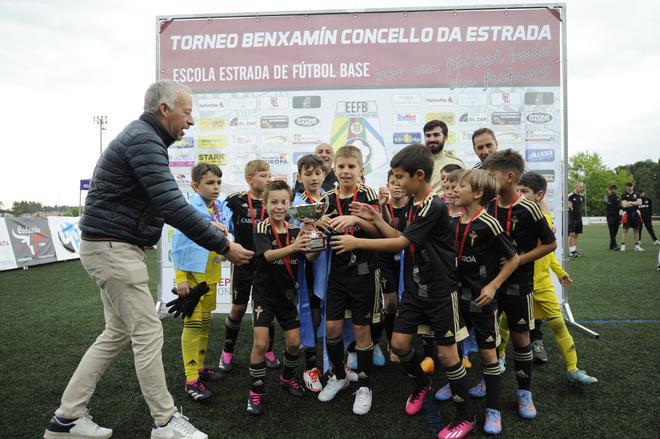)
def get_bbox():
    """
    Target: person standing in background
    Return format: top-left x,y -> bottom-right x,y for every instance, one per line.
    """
567,182 -> 585,258
637,190 -> 660,246
604,185 -> 622,251
620,182 -> 644,252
